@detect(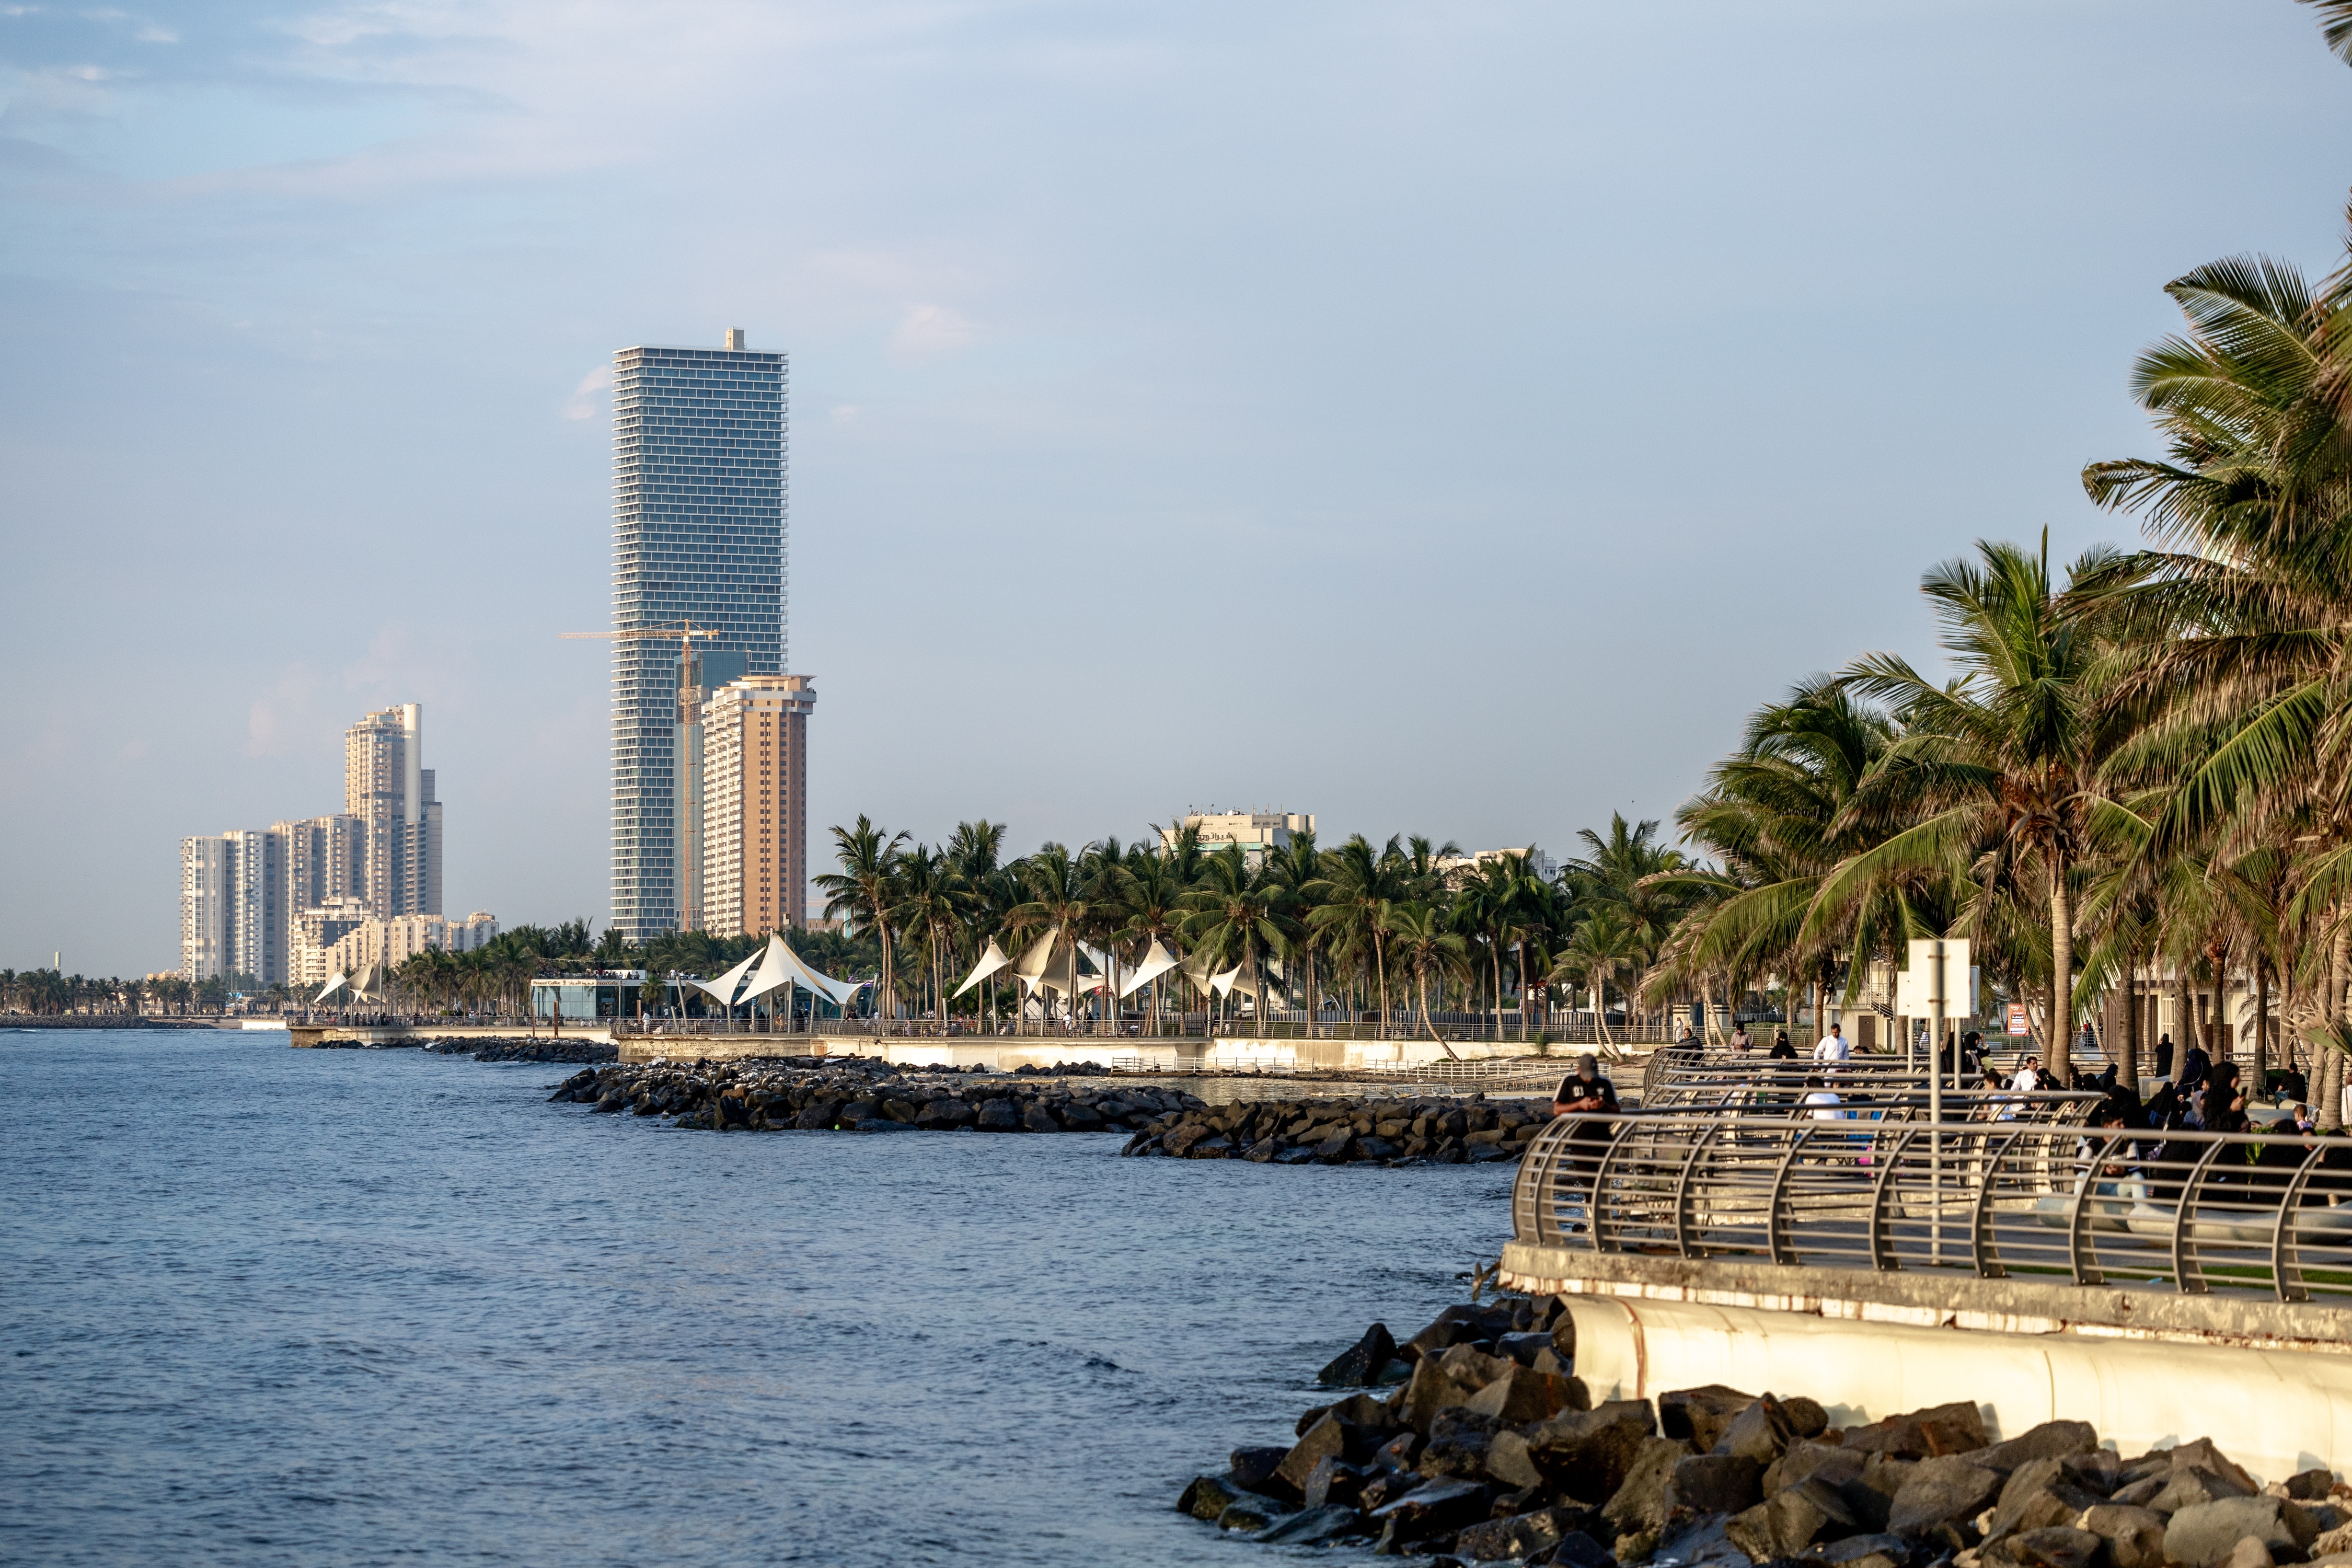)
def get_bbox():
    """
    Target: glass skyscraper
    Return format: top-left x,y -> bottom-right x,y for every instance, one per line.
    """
609,331 -> 788,942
